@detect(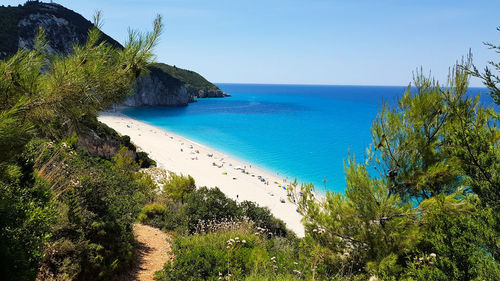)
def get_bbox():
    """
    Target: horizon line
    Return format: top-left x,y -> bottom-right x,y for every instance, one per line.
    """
214,82 -> 487,88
